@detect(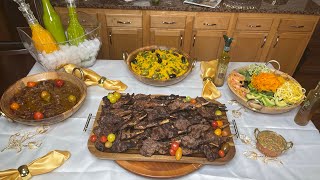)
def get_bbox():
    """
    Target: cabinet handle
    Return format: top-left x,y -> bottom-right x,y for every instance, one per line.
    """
117,20 -> 132,24
192,35 -> 196,47
261,36 -> 267,48
203,23 -> 217,26
162,21 -> 176,25
290,25 -> 304,28
273,36 -> 279,48
180,35 -> 183,47
109,32 -> 112,45
248,24 -> 262,28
